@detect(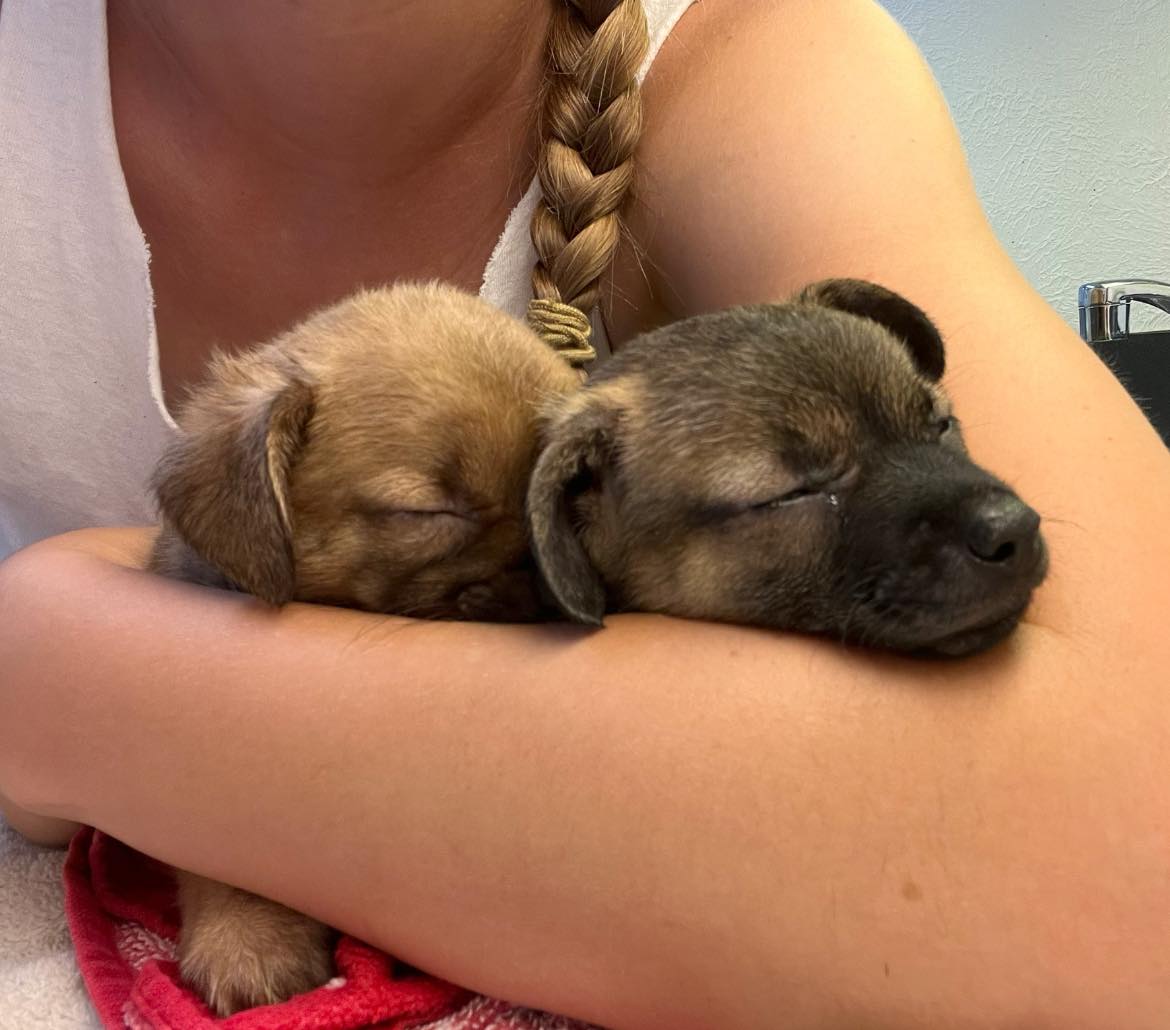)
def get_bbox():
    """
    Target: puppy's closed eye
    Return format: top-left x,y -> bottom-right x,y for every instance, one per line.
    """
748,484 -> 829,509
352,499 -> 476,522
347,501 -> 479,562
728,467 -> 857,515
